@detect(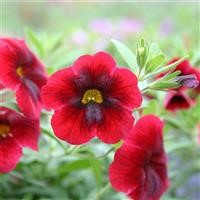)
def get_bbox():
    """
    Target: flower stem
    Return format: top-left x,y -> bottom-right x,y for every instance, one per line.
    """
97,147 -> 115,159
41,127 -> 68,153
96,183 -> 111,200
